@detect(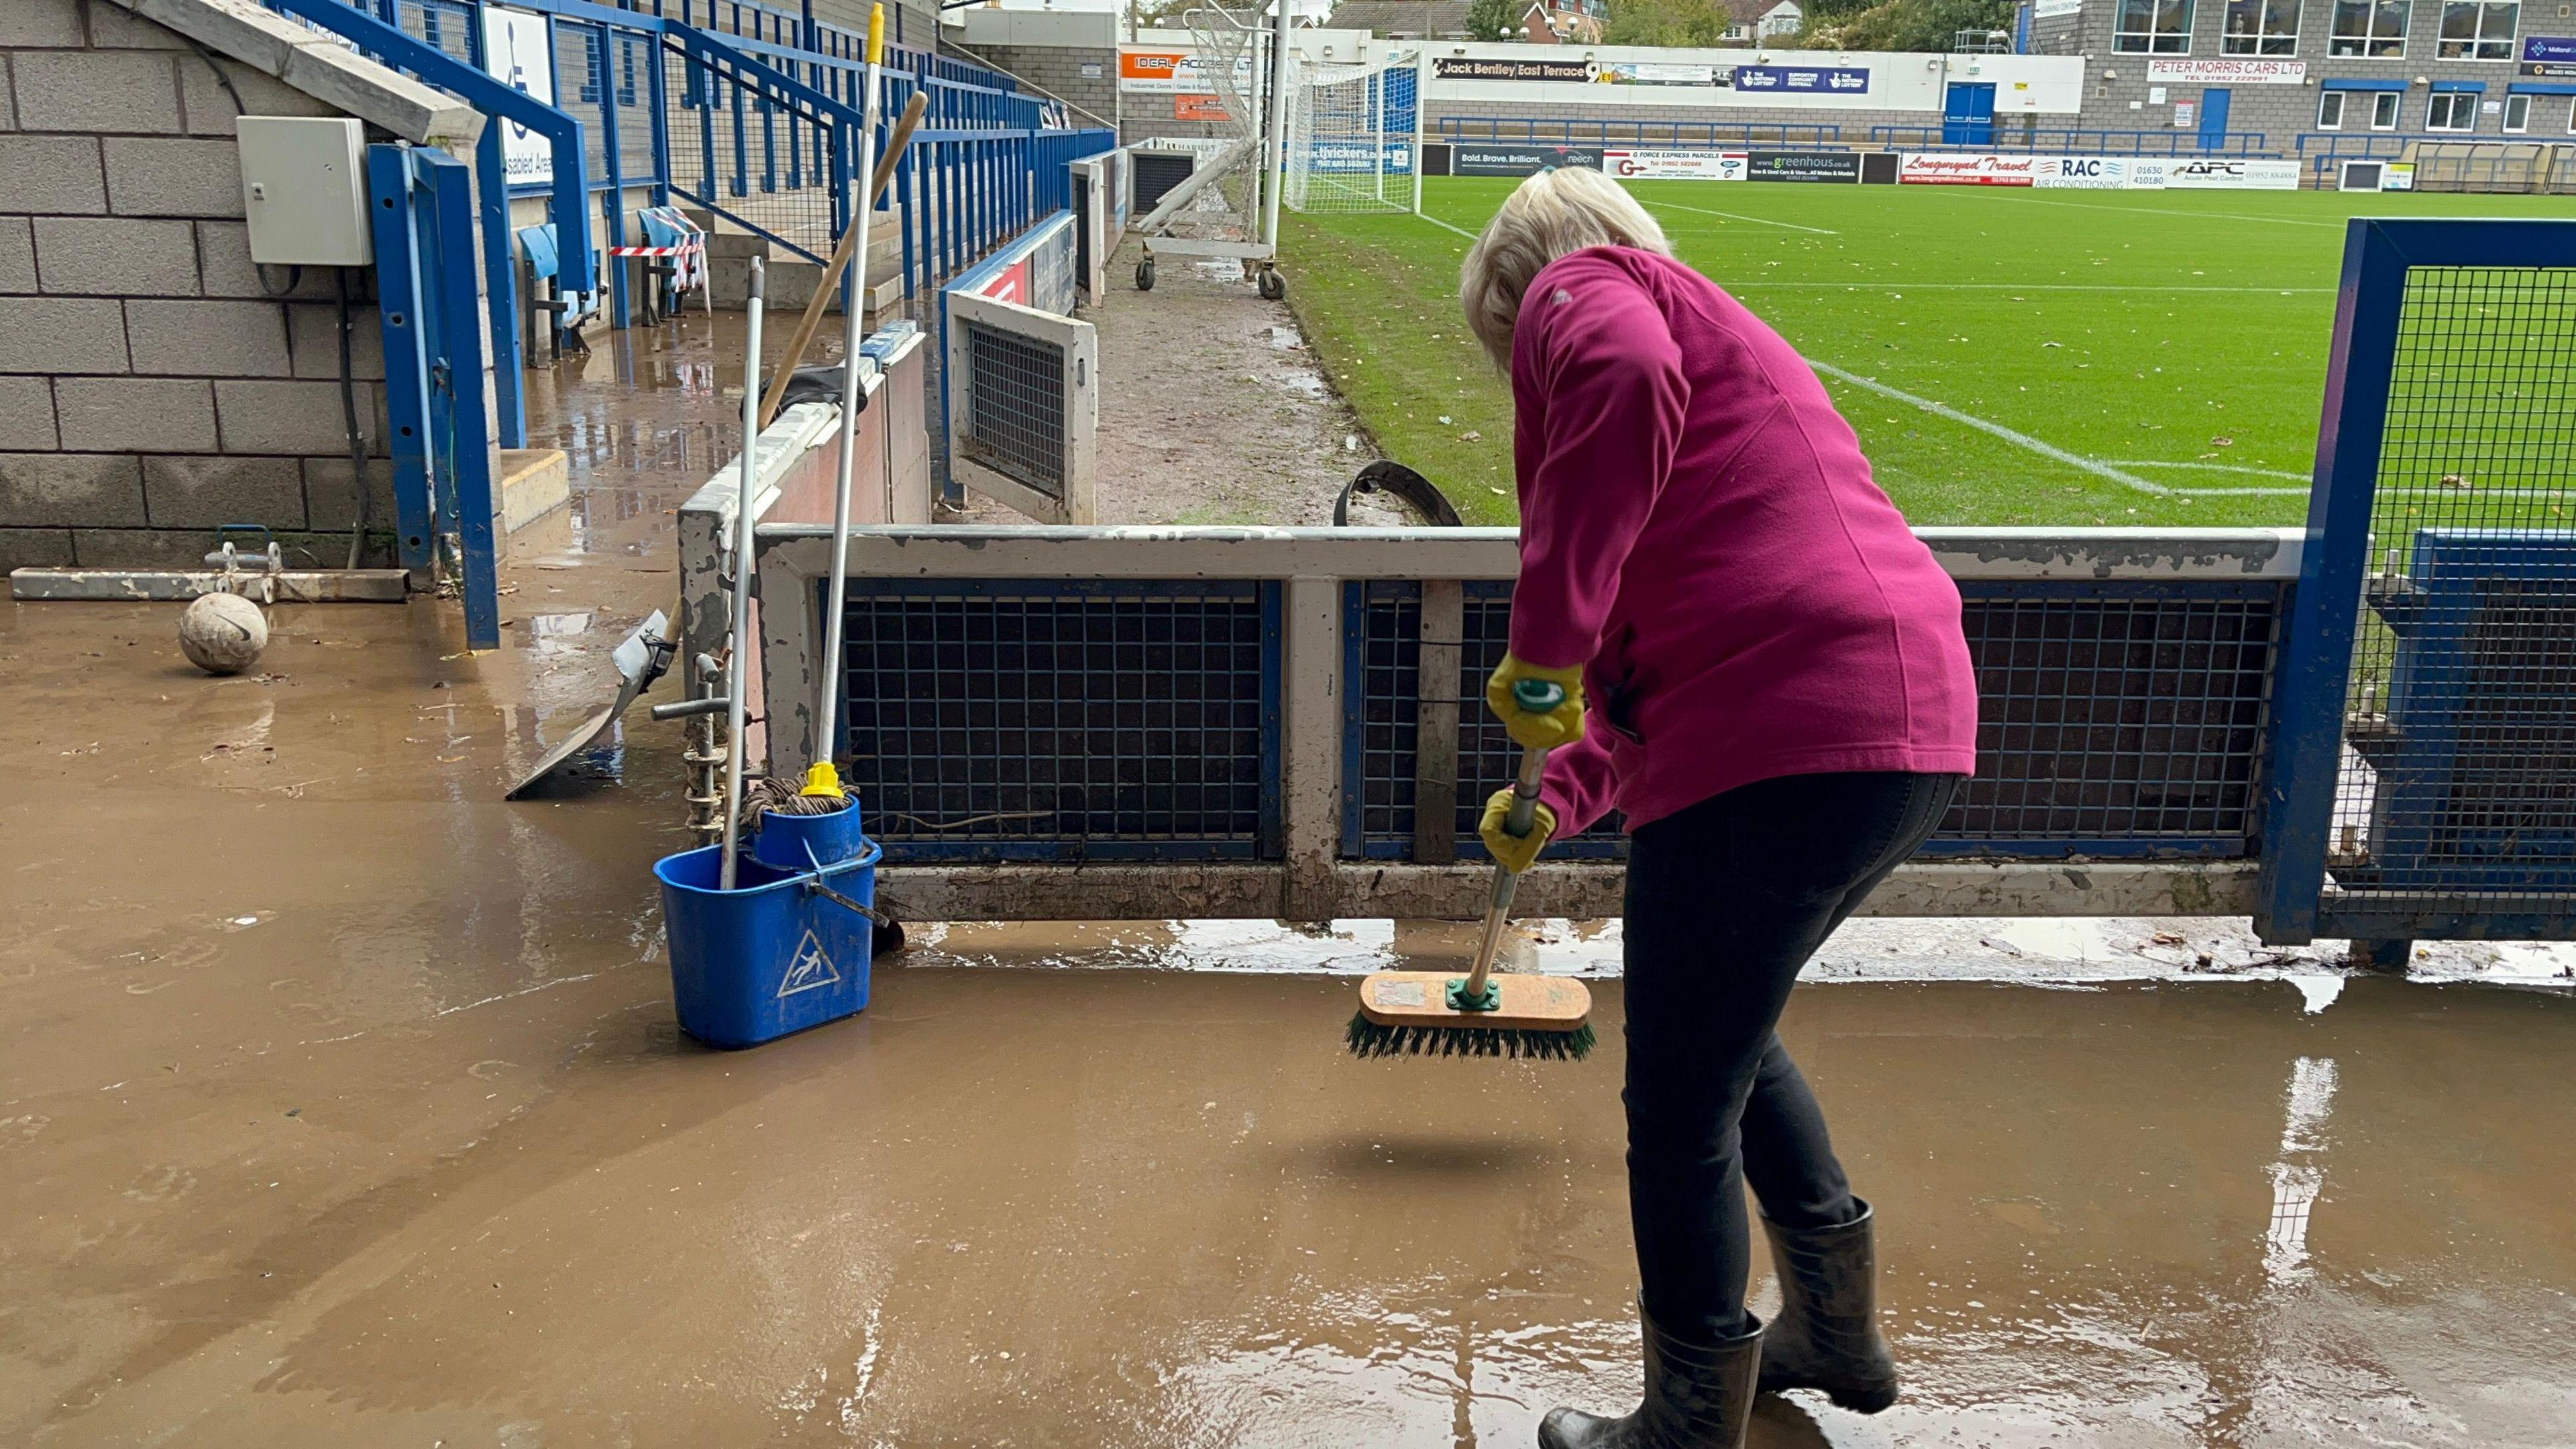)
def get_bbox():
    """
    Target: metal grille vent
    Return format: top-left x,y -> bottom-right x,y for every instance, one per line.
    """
1947,584 -> 2277,857
837,581 -> 1281,861
959,319 -> 1068,498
